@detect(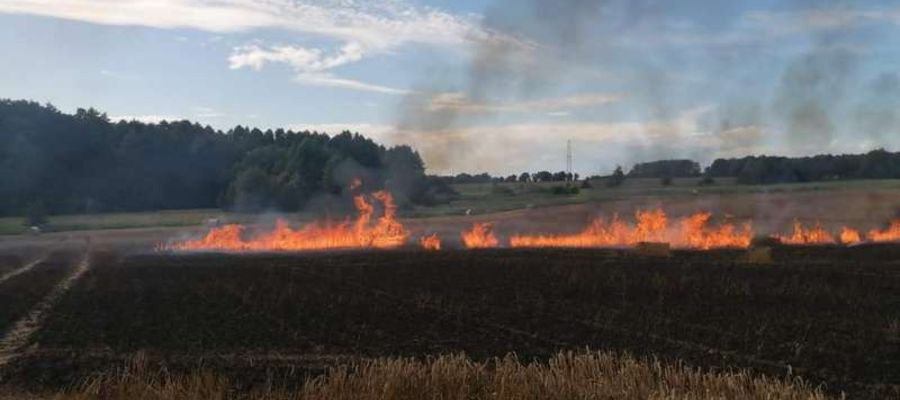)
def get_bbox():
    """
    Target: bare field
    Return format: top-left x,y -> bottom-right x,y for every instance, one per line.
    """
0,246 -> 896,398
0,187 -> 898,399
0,182 -> 898,253
2,178 -> 899,238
